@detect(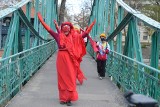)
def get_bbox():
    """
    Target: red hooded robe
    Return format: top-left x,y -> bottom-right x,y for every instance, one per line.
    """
37,13 -> 95,102
57,22 -> 87,102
